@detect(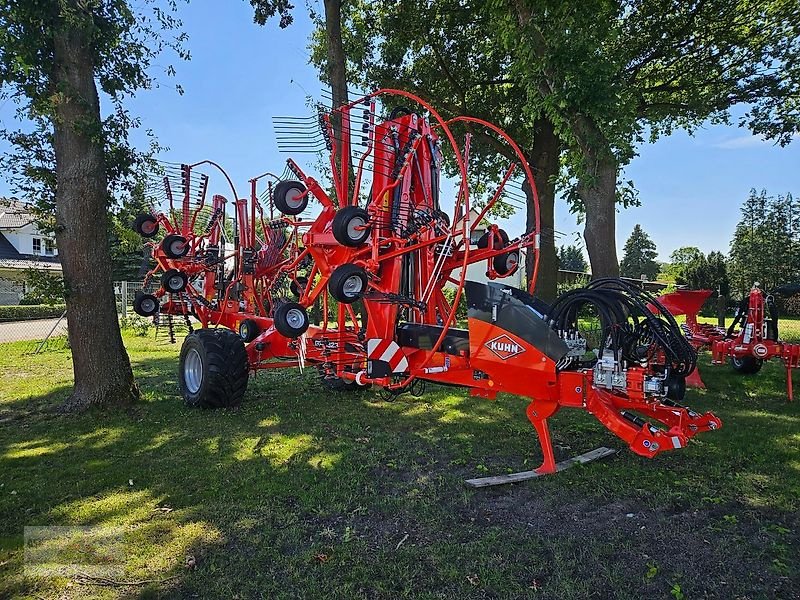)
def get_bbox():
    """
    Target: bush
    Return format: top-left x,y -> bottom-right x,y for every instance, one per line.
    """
21,269 -> 65,306
119,315 -> 152,336
557,275 -> 590,296
0,304 -> 66,321
441,287 -> 468,324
